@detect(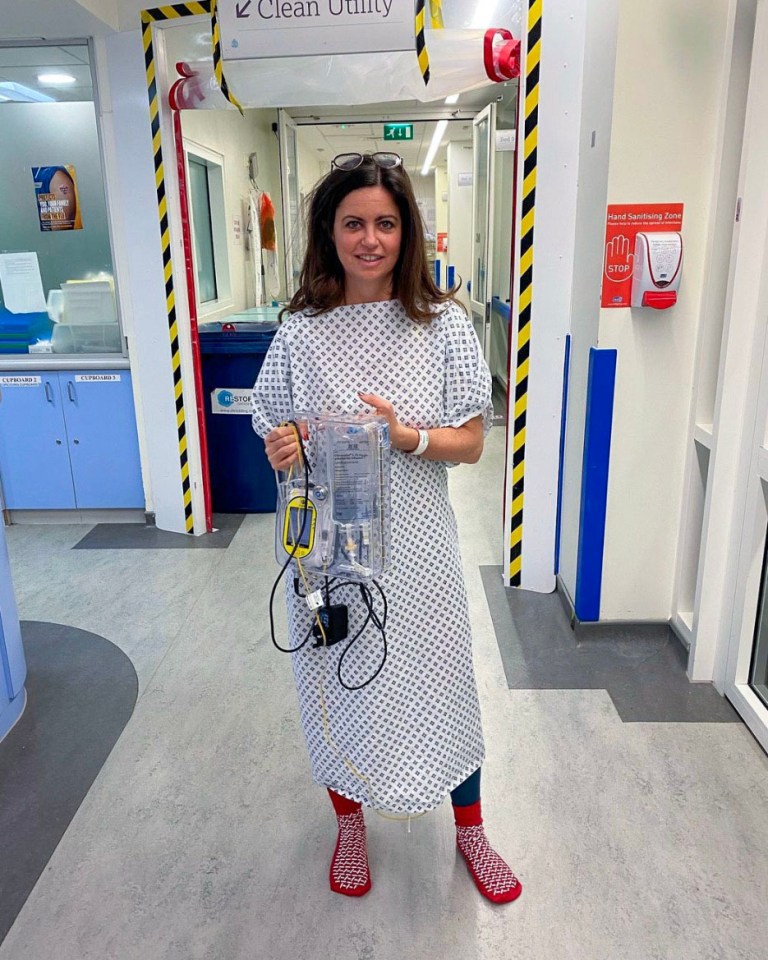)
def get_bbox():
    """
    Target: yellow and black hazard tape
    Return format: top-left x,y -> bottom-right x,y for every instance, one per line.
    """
415,0 -> 430,84
142,3 -> 211,533
510,0 -> 542,586
211,0 -> 244,114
